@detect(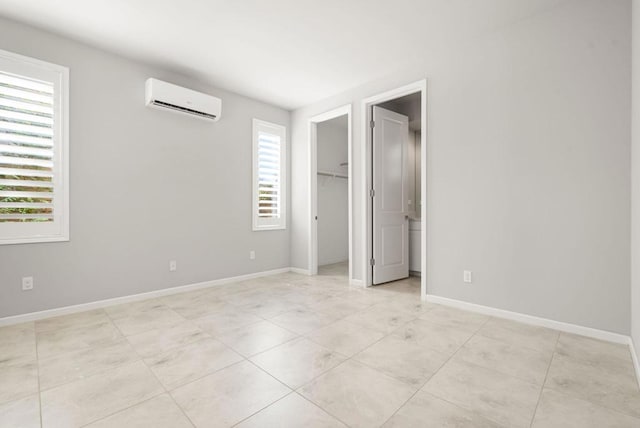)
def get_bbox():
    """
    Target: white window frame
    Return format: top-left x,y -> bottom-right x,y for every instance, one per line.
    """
252,118 -> 286,231
0,49 -> 69,245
